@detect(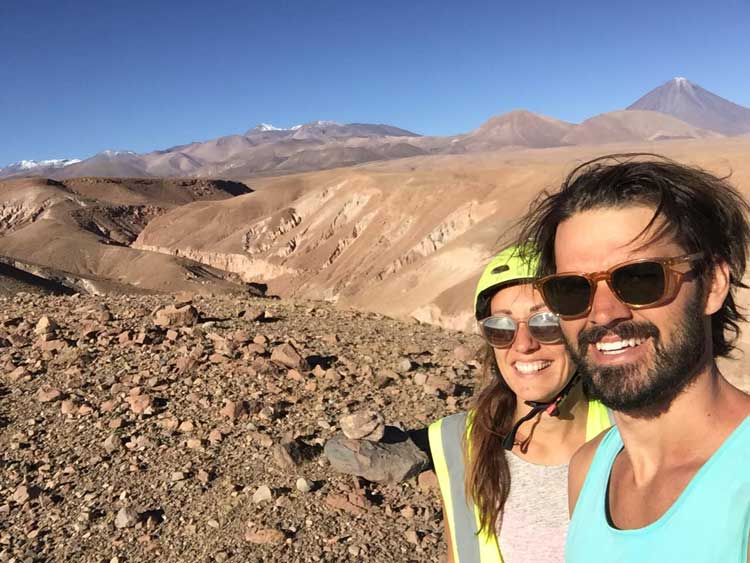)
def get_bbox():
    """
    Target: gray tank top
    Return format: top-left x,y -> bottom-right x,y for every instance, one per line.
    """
496,452 -> 569,563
